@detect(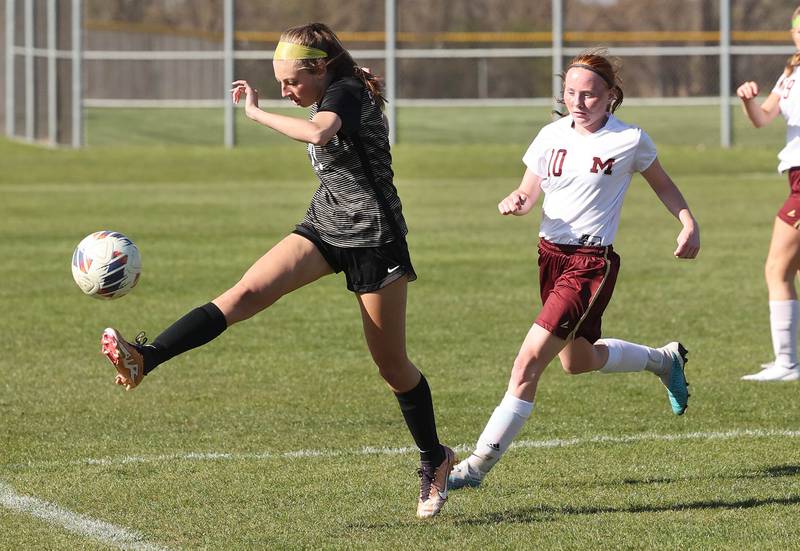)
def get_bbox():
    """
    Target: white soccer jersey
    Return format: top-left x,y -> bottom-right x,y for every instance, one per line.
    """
522,114 -> 657,247
772,66 -> 800,173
